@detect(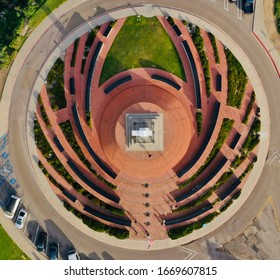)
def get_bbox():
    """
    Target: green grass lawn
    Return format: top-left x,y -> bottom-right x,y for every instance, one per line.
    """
28,0 -> 67,31
100,16 -> 185,85
0,225 -> 29,260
